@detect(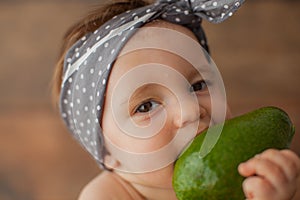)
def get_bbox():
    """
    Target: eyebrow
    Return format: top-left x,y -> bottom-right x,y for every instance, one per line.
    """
187,64 -> 214,81
120,84 -> 154,106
